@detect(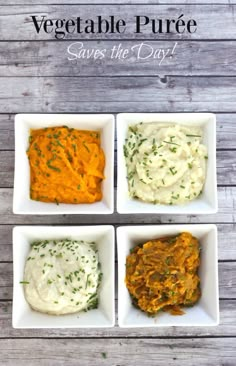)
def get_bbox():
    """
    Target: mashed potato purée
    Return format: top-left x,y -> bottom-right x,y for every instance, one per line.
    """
124,123 -> 208,205
22,239 -> 102,315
